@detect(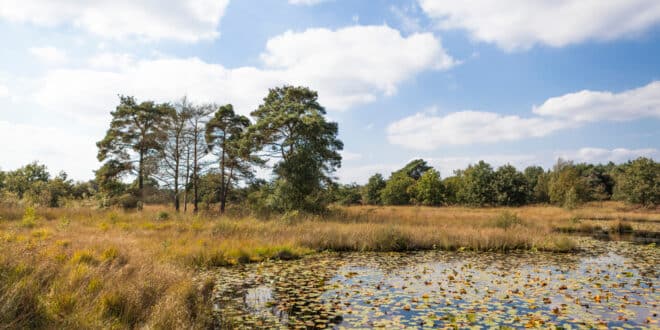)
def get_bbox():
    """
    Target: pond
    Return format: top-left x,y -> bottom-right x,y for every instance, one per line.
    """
212,239 -> 658,329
